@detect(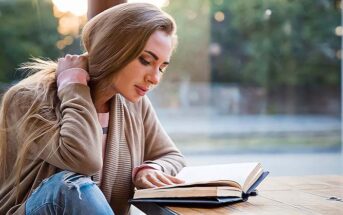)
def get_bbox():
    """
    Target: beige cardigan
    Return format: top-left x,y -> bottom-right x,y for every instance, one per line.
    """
0,84 -> 186,215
